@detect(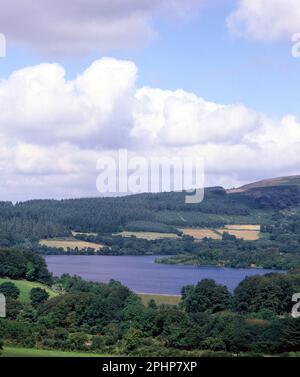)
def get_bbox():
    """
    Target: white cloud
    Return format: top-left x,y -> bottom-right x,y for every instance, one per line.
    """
0,0 -> 203,56
0,57 -> 300,200
227,0 -> 300,41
